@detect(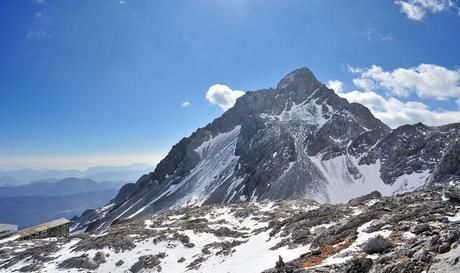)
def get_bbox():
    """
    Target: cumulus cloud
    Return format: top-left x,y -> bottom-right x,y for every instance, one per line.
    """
329,63 -> 460,128
327,80 -> 344,93
395,0 -> 455,20
349,64 -> 460,100
205,84 -> 245,111
338,89 -> 460,128
181,101 -> 191,107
